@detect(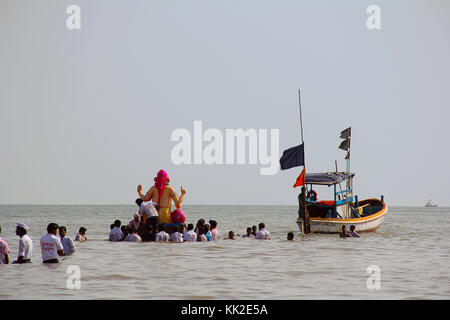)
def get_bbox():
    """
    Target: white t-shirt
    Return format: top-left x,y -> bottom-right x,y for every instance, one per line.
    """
18,234 -> 33,260
183,230 -> 197,242
40,234 -> 64,261
255,229 -> 270,240
74,233 -> 87,241
170,232 -> 183,242
61,237 -> 76,254
155,231 -> 169,242
109,227 -> 122,242
125,233 -> 142,242
140,201 -> 159,218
